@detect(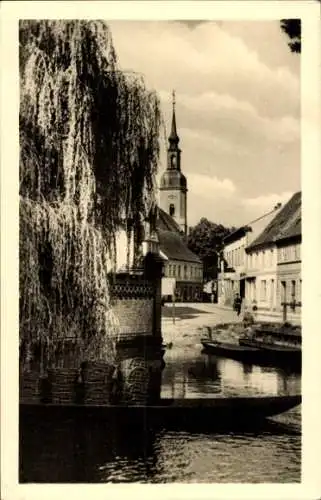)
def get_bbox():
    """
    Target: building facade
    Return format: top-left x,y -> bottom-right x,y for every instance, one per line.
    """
275,198 -> 301,322
218,228 -> 249,306
245,243 -> 278,311
245,192 -> 301,323
158,92 -> 203,302
217,206 -> 283,307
